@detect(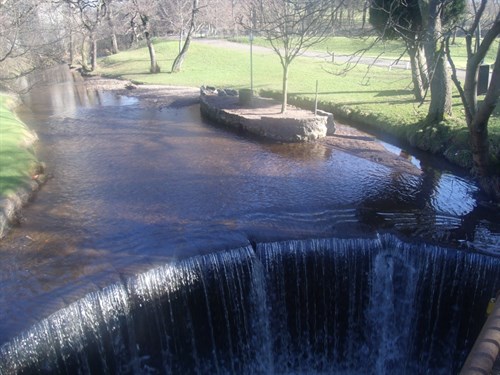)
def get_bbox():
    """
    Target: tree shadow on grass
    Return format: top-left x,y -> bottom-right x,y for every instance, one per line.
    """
289,89 -> 413,97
